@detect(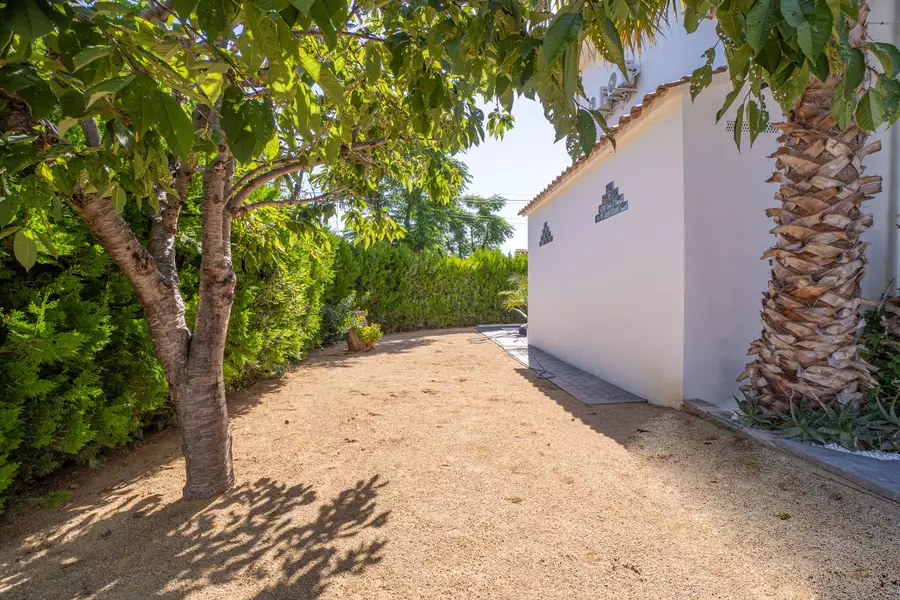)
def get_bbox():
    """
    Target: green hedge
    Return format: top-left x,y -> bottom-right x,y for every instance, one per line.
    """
0,202 -> 334,509
329,240 -> 526,332
0,225 -> 521,509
